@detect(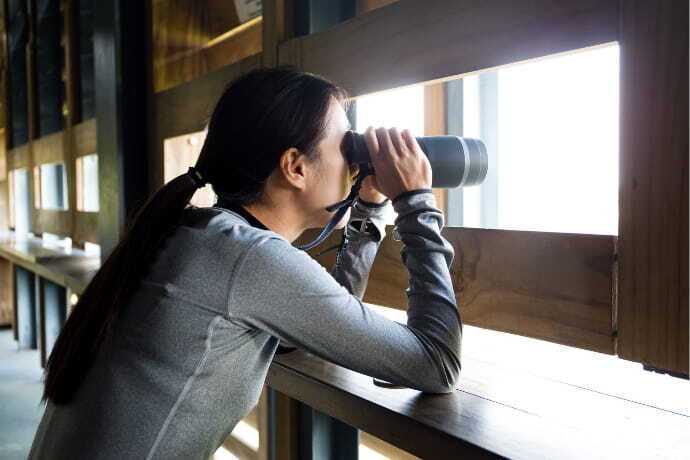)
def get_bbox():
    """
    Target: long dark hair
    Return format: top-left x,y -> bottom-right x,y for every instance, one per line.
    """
43,66 -> 349,404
